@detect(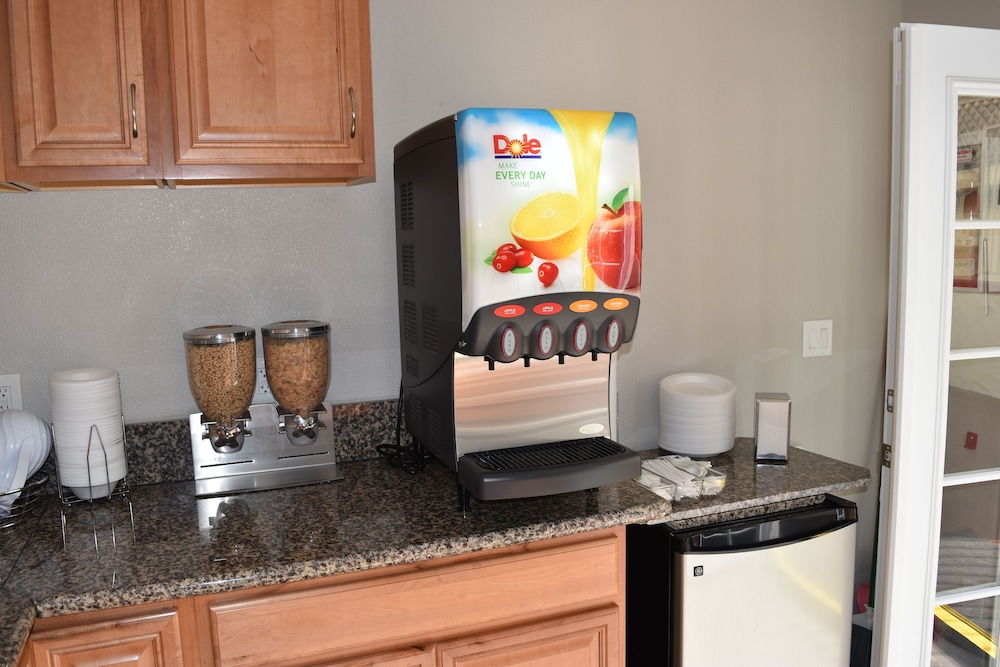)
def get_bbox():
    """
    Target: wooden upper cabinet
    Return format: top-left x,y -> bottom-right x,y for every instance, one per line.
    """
165,0 -> 374,183
0,0 -> 374,188
0,0 -> 165,187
